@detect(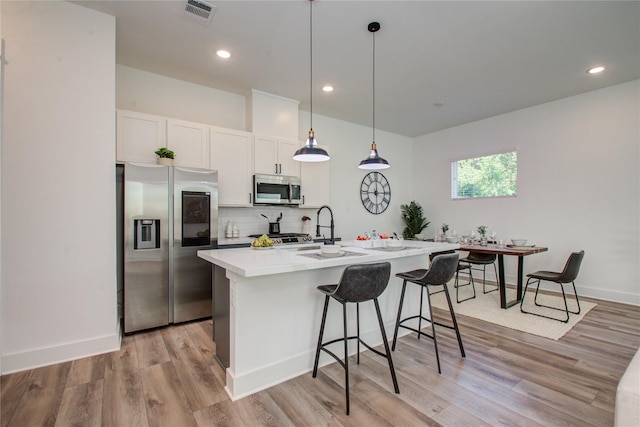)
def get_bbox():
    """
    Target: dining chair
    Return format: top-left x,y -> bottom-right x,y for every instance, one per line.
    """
520,250 -> 585,323
459,252 -> 498,294
391,252 -> 465,373
312,261 -> 399,415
